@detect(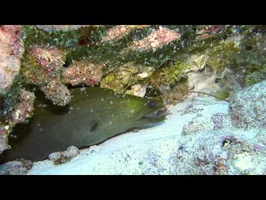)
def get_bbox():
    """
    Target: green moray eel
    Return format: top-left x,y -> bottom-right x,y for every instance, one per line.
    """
0,87 -> 165,163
